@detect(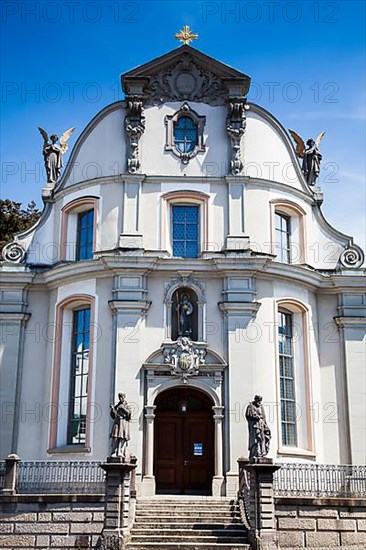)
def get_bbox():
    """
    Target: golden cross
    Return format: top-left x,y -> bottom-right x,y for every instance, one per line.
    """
175,25 -> 198,46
